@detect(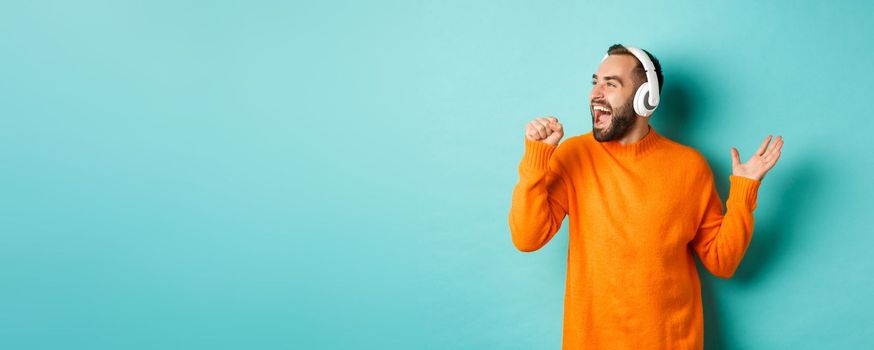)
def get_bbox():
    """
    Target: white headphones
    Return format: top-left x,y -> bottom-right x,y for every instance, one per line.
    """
601,46 -> 660,117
